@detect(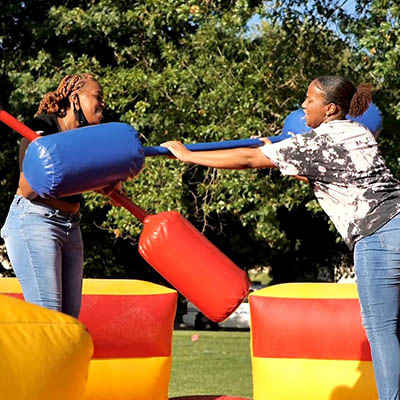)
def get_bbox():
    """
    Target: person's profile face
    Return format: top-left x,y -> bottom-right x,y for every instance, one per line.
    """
301,80 -> 330,129
77,80 -> 105,125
